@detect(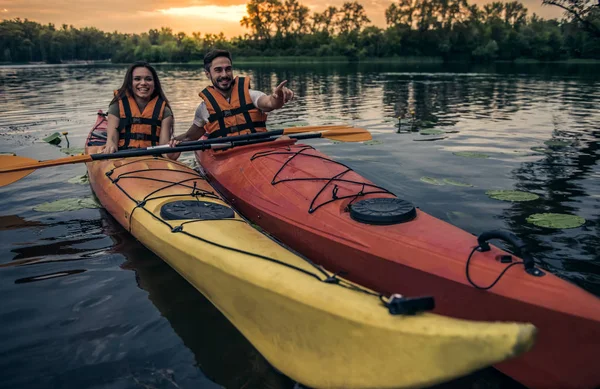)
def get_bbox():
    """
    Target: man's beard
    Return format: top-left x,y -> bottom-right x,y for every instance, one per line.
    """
213,76 -> 233,92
